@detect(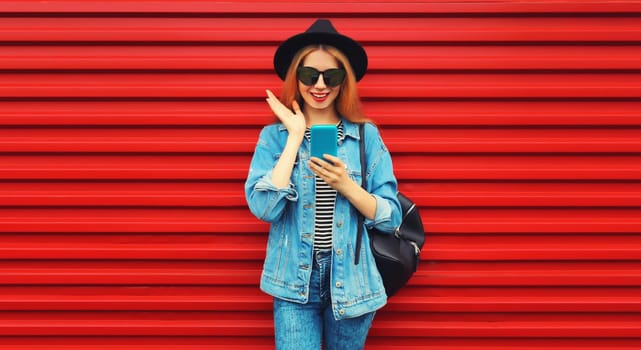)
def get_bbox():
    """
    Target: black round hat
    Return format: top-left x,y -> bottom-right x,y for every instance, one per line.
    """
273,19 -> 368,81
